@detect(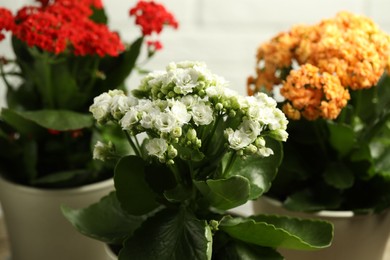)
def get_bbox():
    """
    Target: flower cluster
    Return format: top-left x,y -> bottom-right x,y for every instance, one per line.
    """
0,8 -> 13,41
90,61 -> 288,164
130,0 -> 178,50
1,0 -> 123,56
247,12 -> 390,213
0,0 -> 178,56
247,11 -> 390,120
